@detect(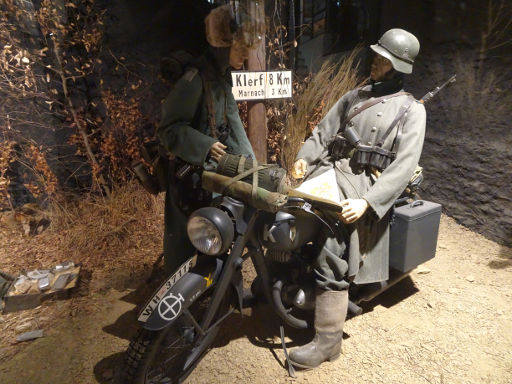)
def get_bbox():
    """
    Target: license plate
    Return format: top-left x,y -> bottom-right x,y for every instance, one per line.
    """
138,256 -> 197,322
